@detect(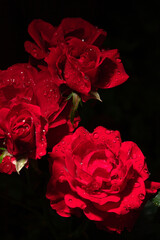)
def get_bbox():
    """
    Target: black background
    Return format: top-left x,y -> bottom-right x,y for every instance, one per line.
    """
0,0 -> 160,239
